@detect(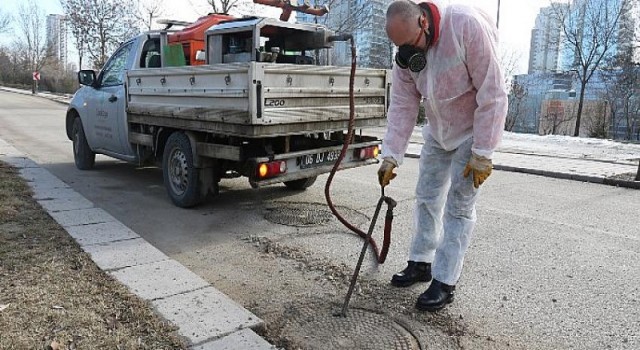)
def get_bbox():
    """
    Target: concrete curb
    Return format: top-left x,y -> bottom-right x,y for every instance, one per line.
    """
0,141 -> 276,349
603,177 -> 640,189
492,164 -> 640,189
